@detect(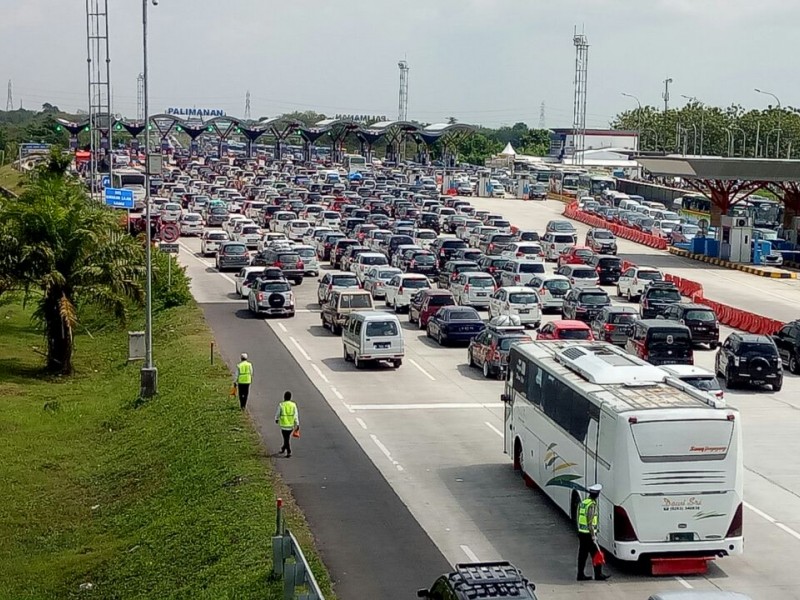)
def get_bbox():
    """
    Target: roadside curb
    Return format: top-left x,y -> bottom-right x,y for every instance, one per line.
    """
668,247 -> 797,279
